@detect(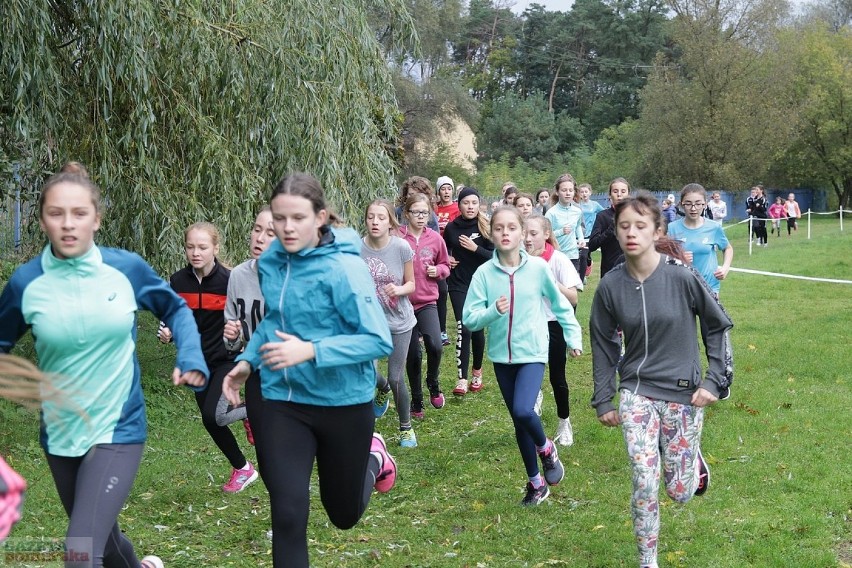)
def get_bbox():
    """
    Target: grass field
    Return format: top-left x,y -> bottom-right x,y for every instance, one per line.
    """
1,218 -> 850,567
